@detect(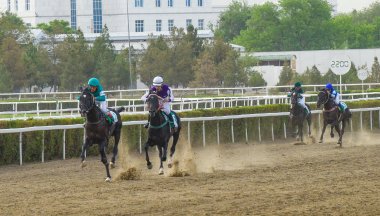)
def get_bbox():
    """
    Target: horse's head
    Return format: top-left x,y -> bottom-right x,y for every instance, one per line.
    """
79,87 -> 95,116
146,93 -> 162,118
289,92 -> 300,113
317,88 -> 329,108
